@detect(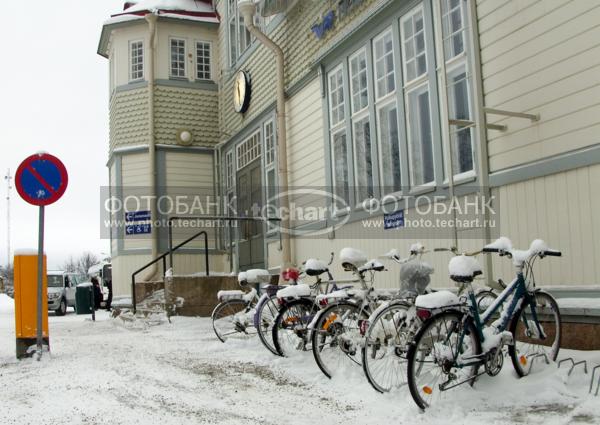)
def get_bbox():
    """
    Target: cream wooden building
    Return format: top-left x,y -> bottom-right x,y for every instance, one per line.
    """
98,0 -> 600,297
